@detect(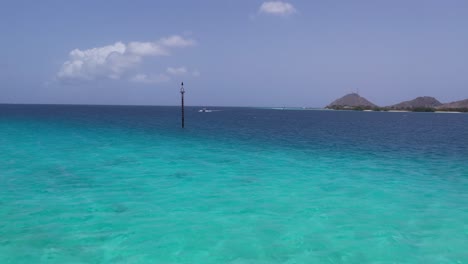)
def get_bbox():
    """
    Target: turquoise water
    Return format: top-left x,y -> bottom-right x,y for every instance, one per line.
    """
1,105 -> 467,263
